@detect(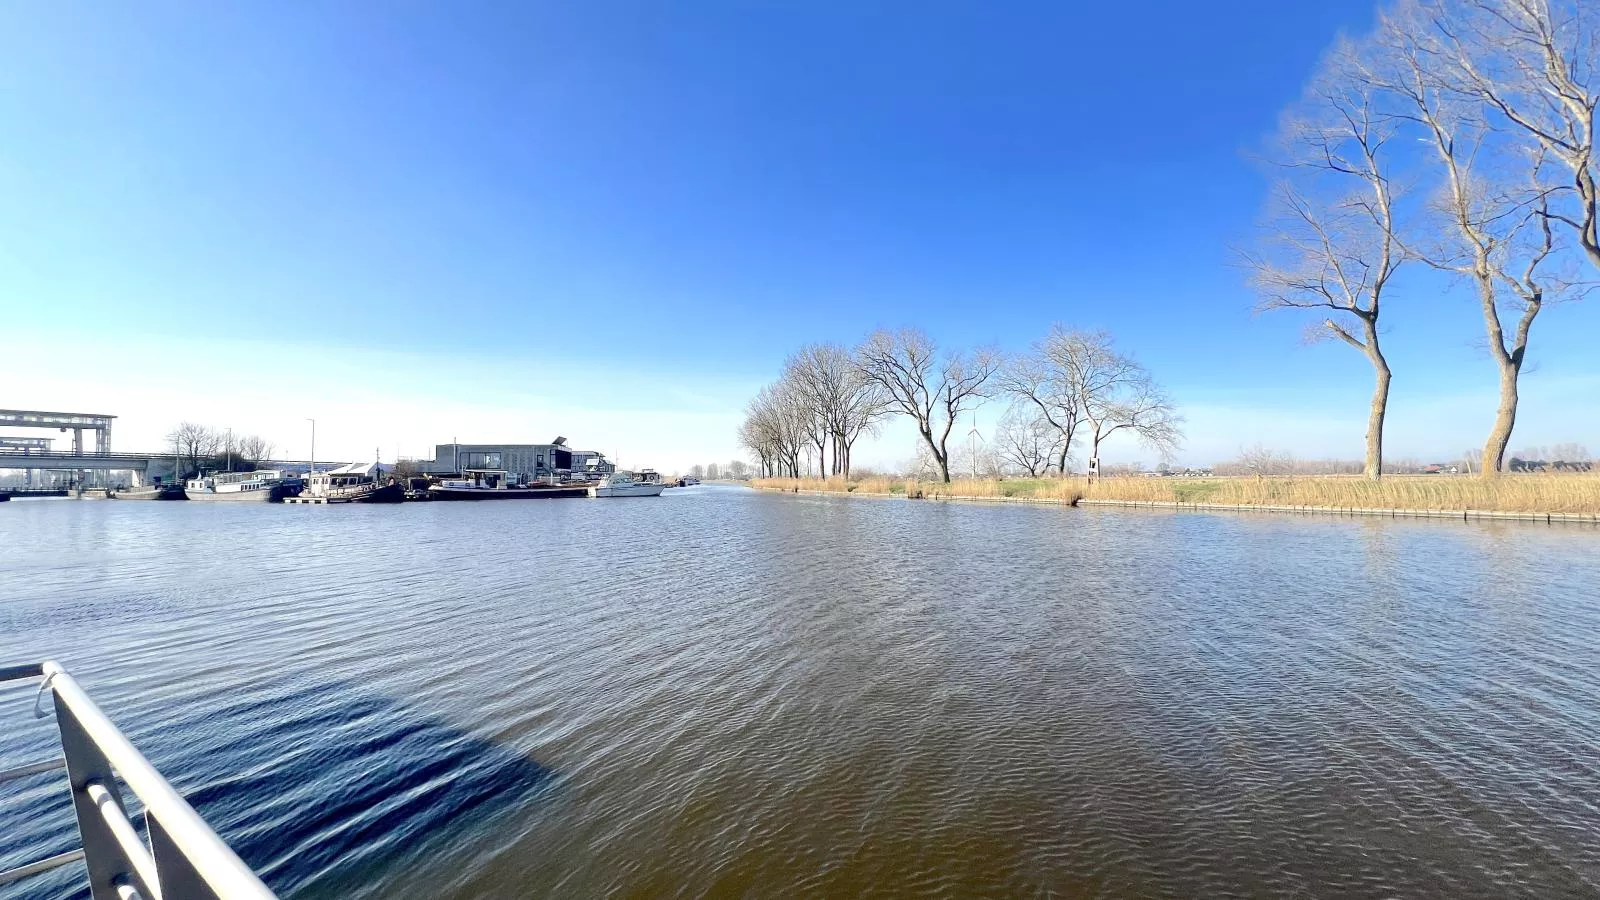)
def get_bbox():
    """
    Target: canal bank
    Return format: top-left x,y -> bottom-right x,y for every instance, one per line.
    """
745,474 -> 1600,522
750,482 -> 1600,525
